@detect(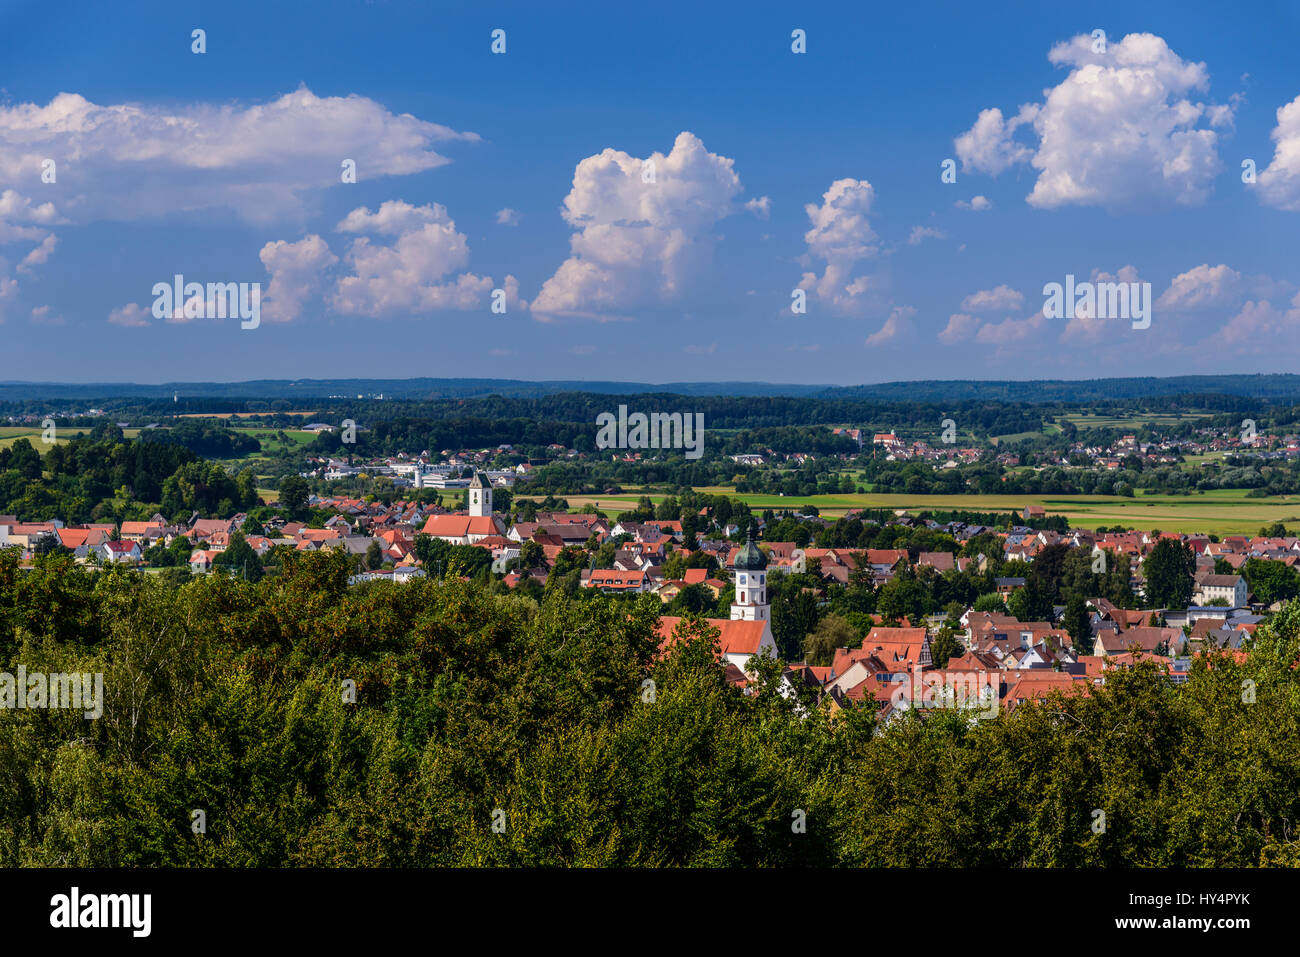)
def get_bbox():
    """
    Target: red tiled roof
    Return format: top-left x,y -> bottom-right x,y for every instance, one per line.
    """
421,515 -> 499,538
120,521 -> 162,535
586,569 -> 648,589
57,528 -> 90,548
657,616 -> 768,657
